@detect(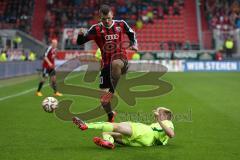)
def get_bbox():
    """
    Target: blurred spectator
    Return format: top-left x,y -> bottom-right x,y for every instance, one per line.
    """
28,51 -> 36,61
183,41 -> 191,50
136,18 -> 143,29
234,15 -> 240,28
146,10 -> 154,23
42,0 -> 185,46
231,0 -> 240,14
0,36 -> 3,48
0,52 -> 7,62
0,0 -> 34,33
215,50 -> 223,61
20,53 -> 26,61
13,36 -> 22,49
132,52 -> 141,60
224,36 -> 234,57
173,2 -> 180,15
156,6 -> 164,19
204,0 -> 240,30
